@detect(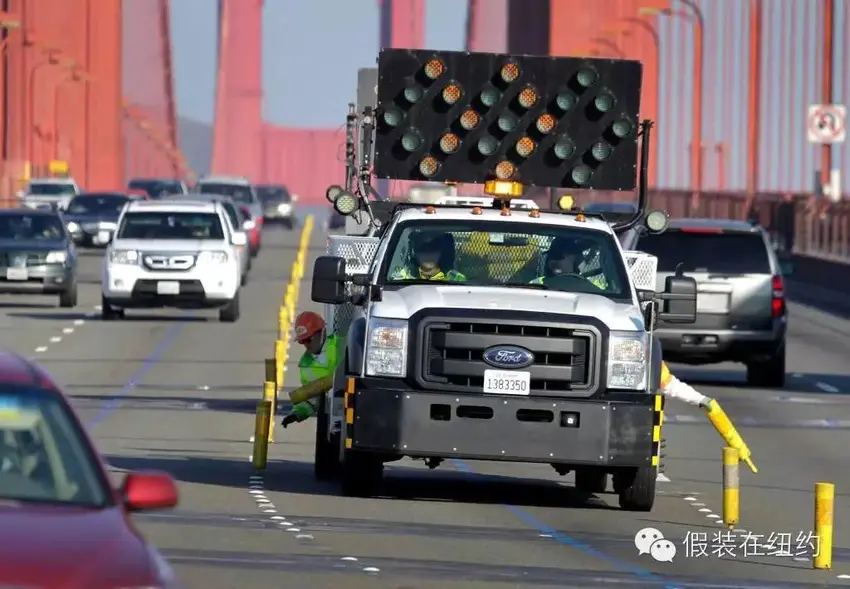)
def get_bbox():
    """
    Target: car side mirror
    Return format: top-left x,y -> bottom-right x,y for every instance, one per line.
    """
312,256 -> 347,304
96,230 -> 112,244
642,299 -> 658,332
231,231 -> 247,246
657,266 -> 697,323
121,471 -> 178,512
